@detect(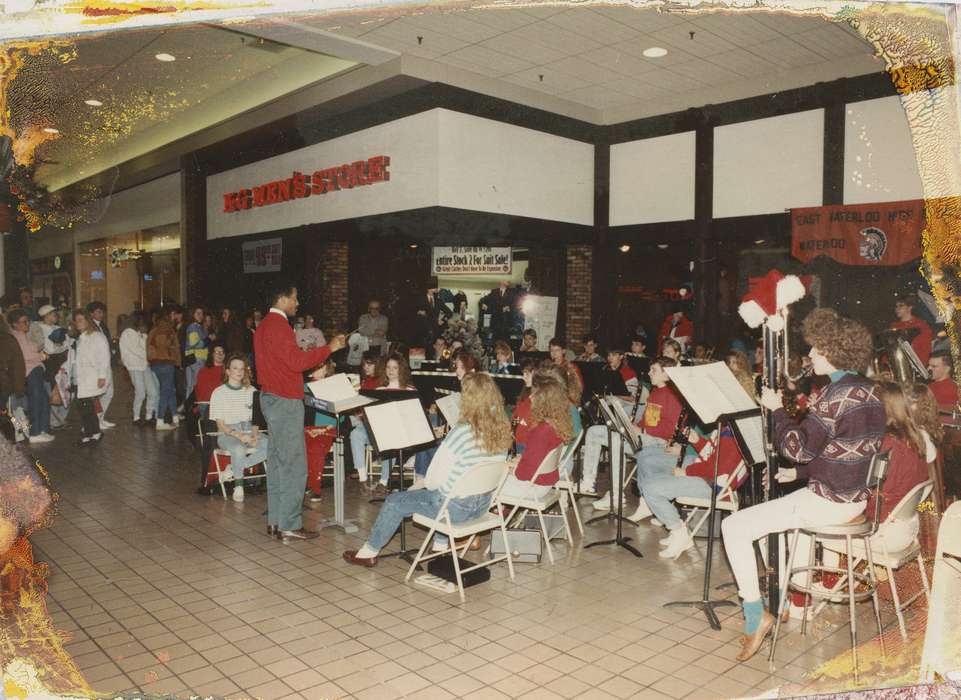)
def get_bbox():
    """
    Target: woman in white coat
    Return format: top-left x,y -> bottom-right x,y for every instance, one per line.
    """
119,314 -> 158,424
73,309 -> 111,445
